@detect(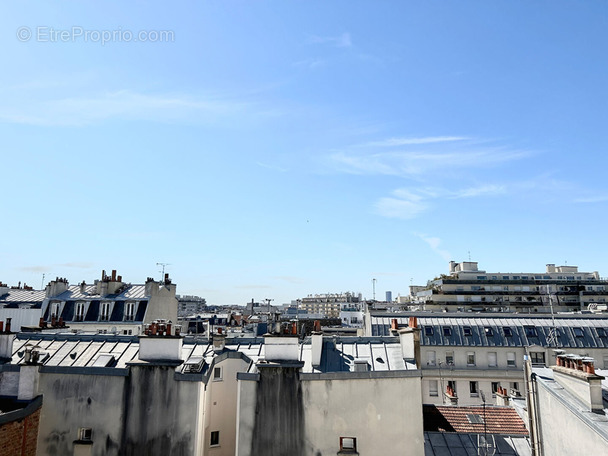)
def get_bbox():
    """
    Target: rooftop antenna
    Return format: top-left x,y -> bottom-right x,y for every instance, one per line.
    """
468,250 -> 471,261
372,278 -> 377,301
478,390 -> 496,456
156,263 -> 170,282
41,273 -> 45,290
